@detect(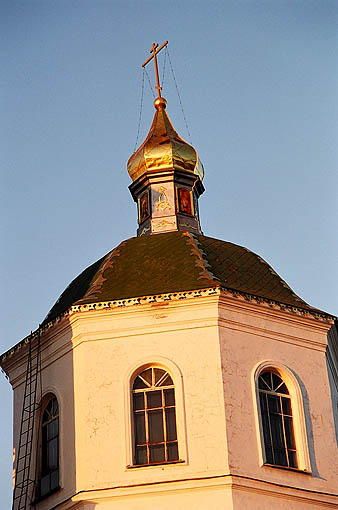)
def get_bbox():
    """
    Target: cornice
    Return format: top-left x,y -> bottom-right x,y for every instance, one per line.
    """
43,473 -> 338,508
1,285 -> 334,372
0,287 -> 220,370
218,286 -> 335,324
